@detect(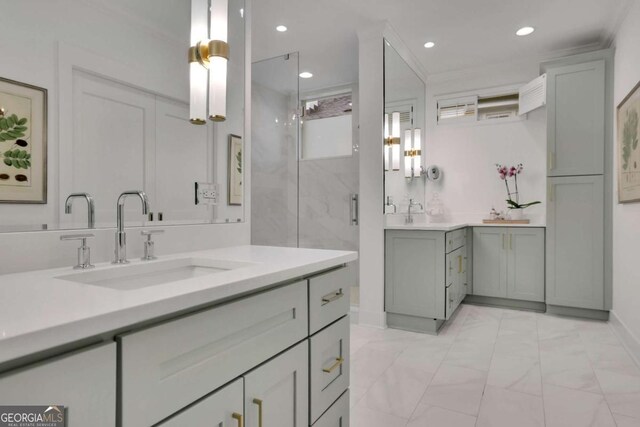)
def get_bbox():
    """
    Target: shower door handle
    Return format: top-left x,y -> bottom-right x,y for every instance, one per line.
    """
350,194 -> 359,226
